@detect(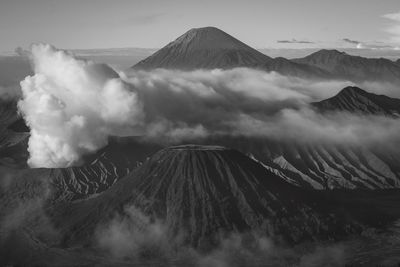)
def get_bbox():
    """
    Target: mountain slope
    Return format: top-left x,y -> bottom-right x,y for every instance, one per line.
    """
312,86 -> 400,116
52,145 -> 379,248
200,136 -> 400,190
293,50 -> 400,83
133,27 -> 272,70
